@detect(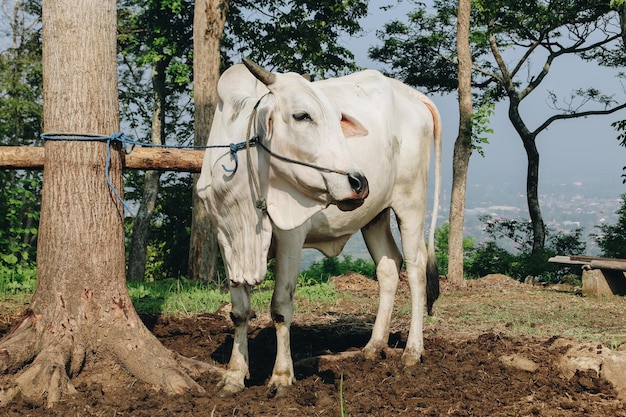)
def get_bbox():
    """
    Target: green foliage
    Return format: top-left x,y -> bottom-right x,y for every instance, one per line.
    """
369,1 -> 458,93
465,215 -> 586,283
0,2 -> 42,268
0,172 -> 40,267
117,0 -> 194,141
593,194 -> 626,259
224,0 -> 368,77
469,103 -> 494,157
0,264 -> 36,297
302,254 -> 375,284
